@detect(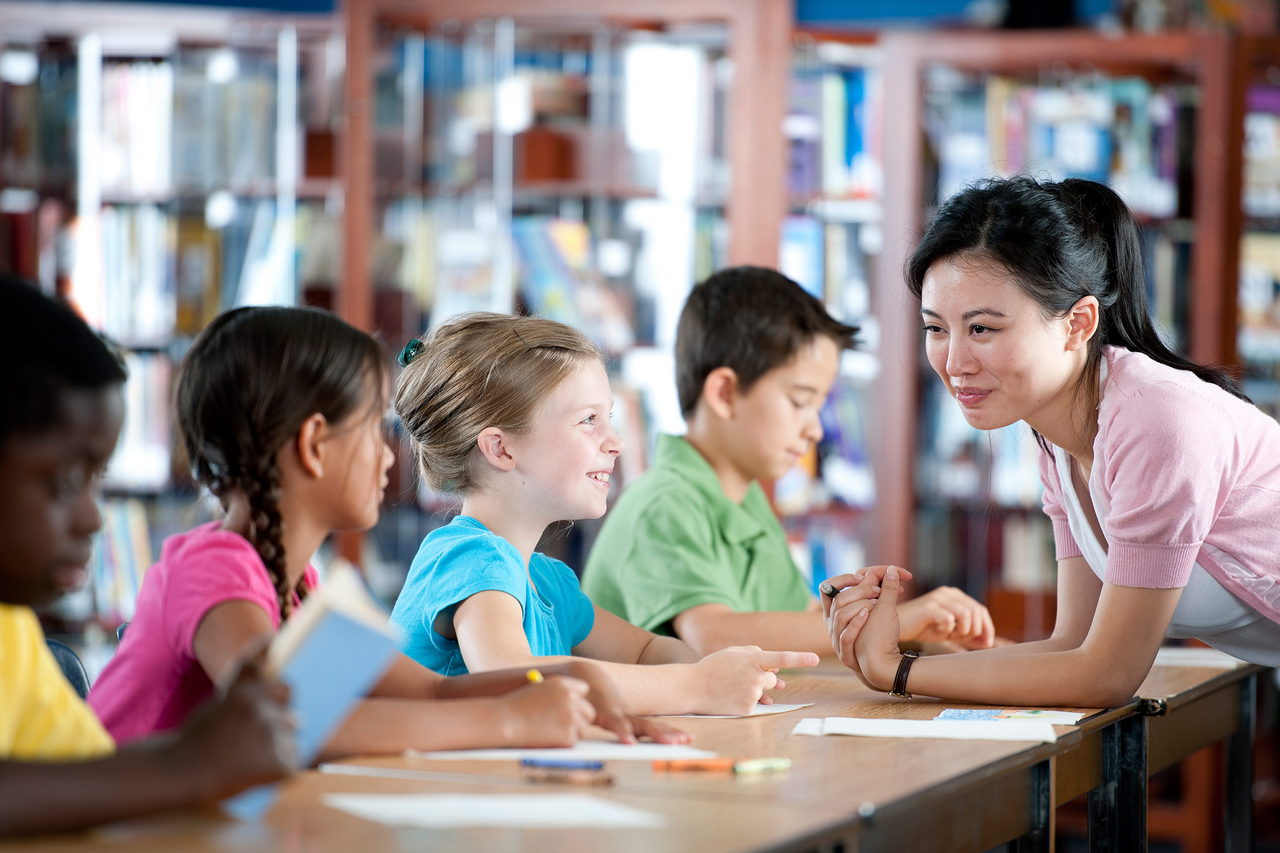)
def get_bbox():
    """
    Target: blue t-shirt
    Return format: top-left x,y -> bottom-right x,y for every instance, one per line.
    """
390,516 -> 596,675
